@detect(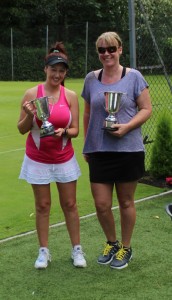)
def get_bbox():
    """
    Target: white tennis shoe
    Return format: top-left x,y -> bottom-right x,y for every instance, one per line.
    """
71,245 -> 87,268
34,247 -> 51,269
